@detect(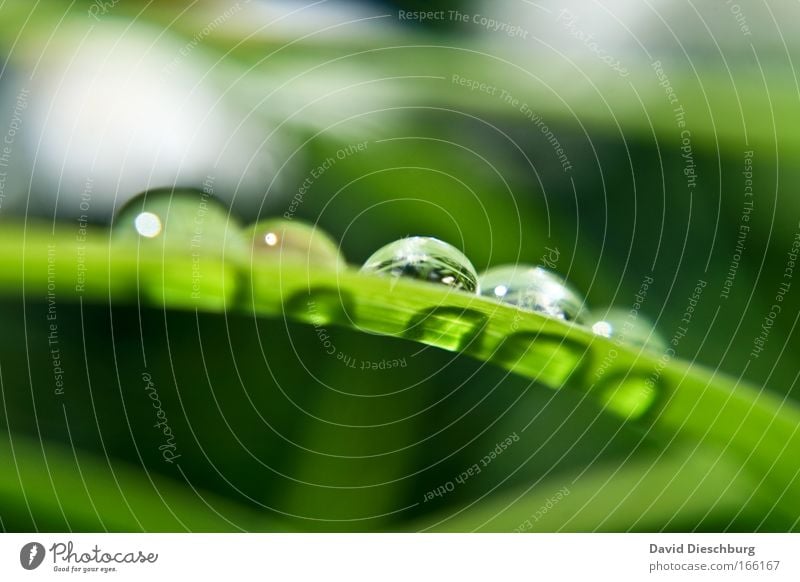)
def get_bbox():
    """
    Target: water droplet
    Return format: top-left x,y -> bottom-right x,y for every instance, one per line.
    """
492,332 -> 589,388
591,308 -> 666,351
404,307 -> 487,352
114,188 -> 242,250
360,236 -> 478,292
248,219 -> 344,269
284,287 -> 356,327
112,188 -> 245,308
479,265 -> 589,323
595,372 -> 661,419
